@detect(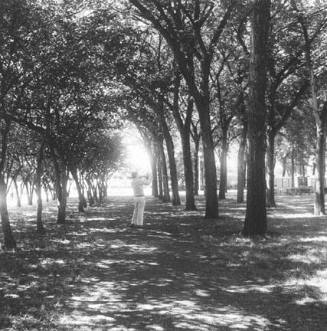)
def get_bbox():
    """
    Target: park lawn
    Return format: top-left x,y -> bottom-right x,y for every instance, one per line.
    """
0,194 -> 327,331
